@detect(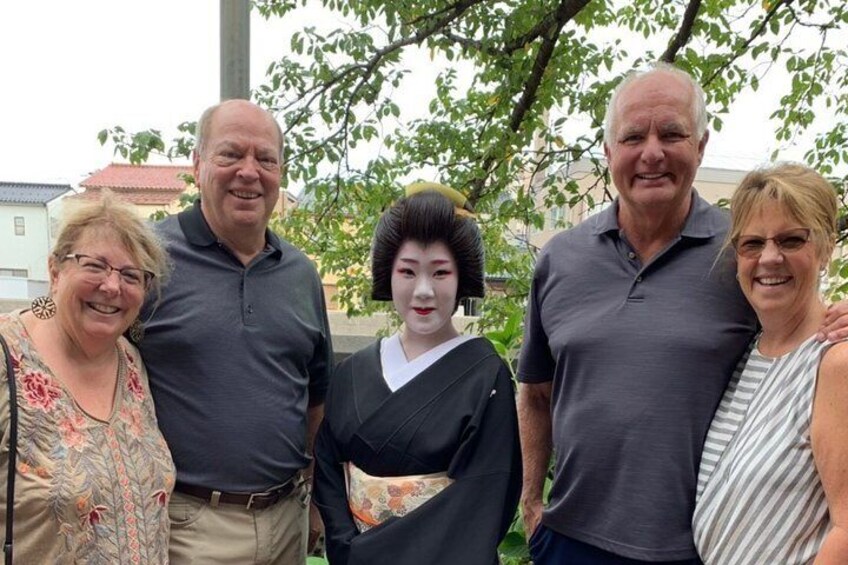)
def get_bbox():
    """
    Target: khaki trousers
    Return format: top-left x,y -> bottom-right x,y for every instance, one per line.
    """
168,484 -> 308,565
